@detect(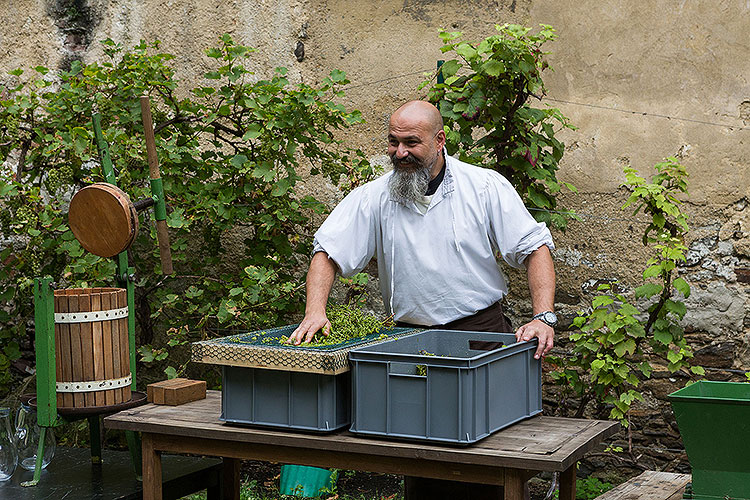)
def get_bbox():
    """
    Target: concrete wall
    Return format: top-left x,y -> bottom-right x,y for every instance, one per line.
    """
2,0 -> 749,476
